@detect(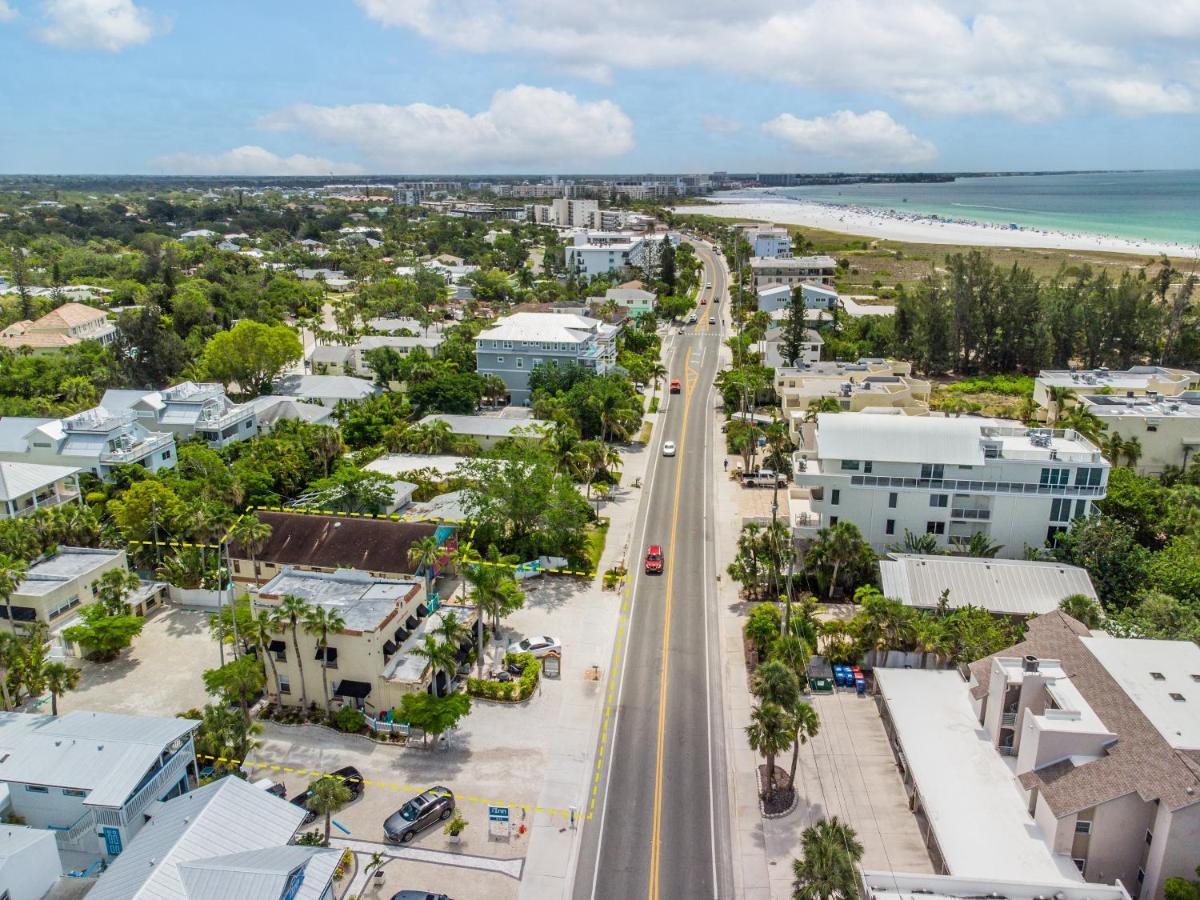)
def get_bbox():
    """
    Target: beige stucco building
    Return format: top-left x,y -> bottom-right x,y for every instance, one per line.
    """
1034,366 -> 1200,409
1081,393 -> 1200,475
255,568 -> 476,714
775,359 -> 929,440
